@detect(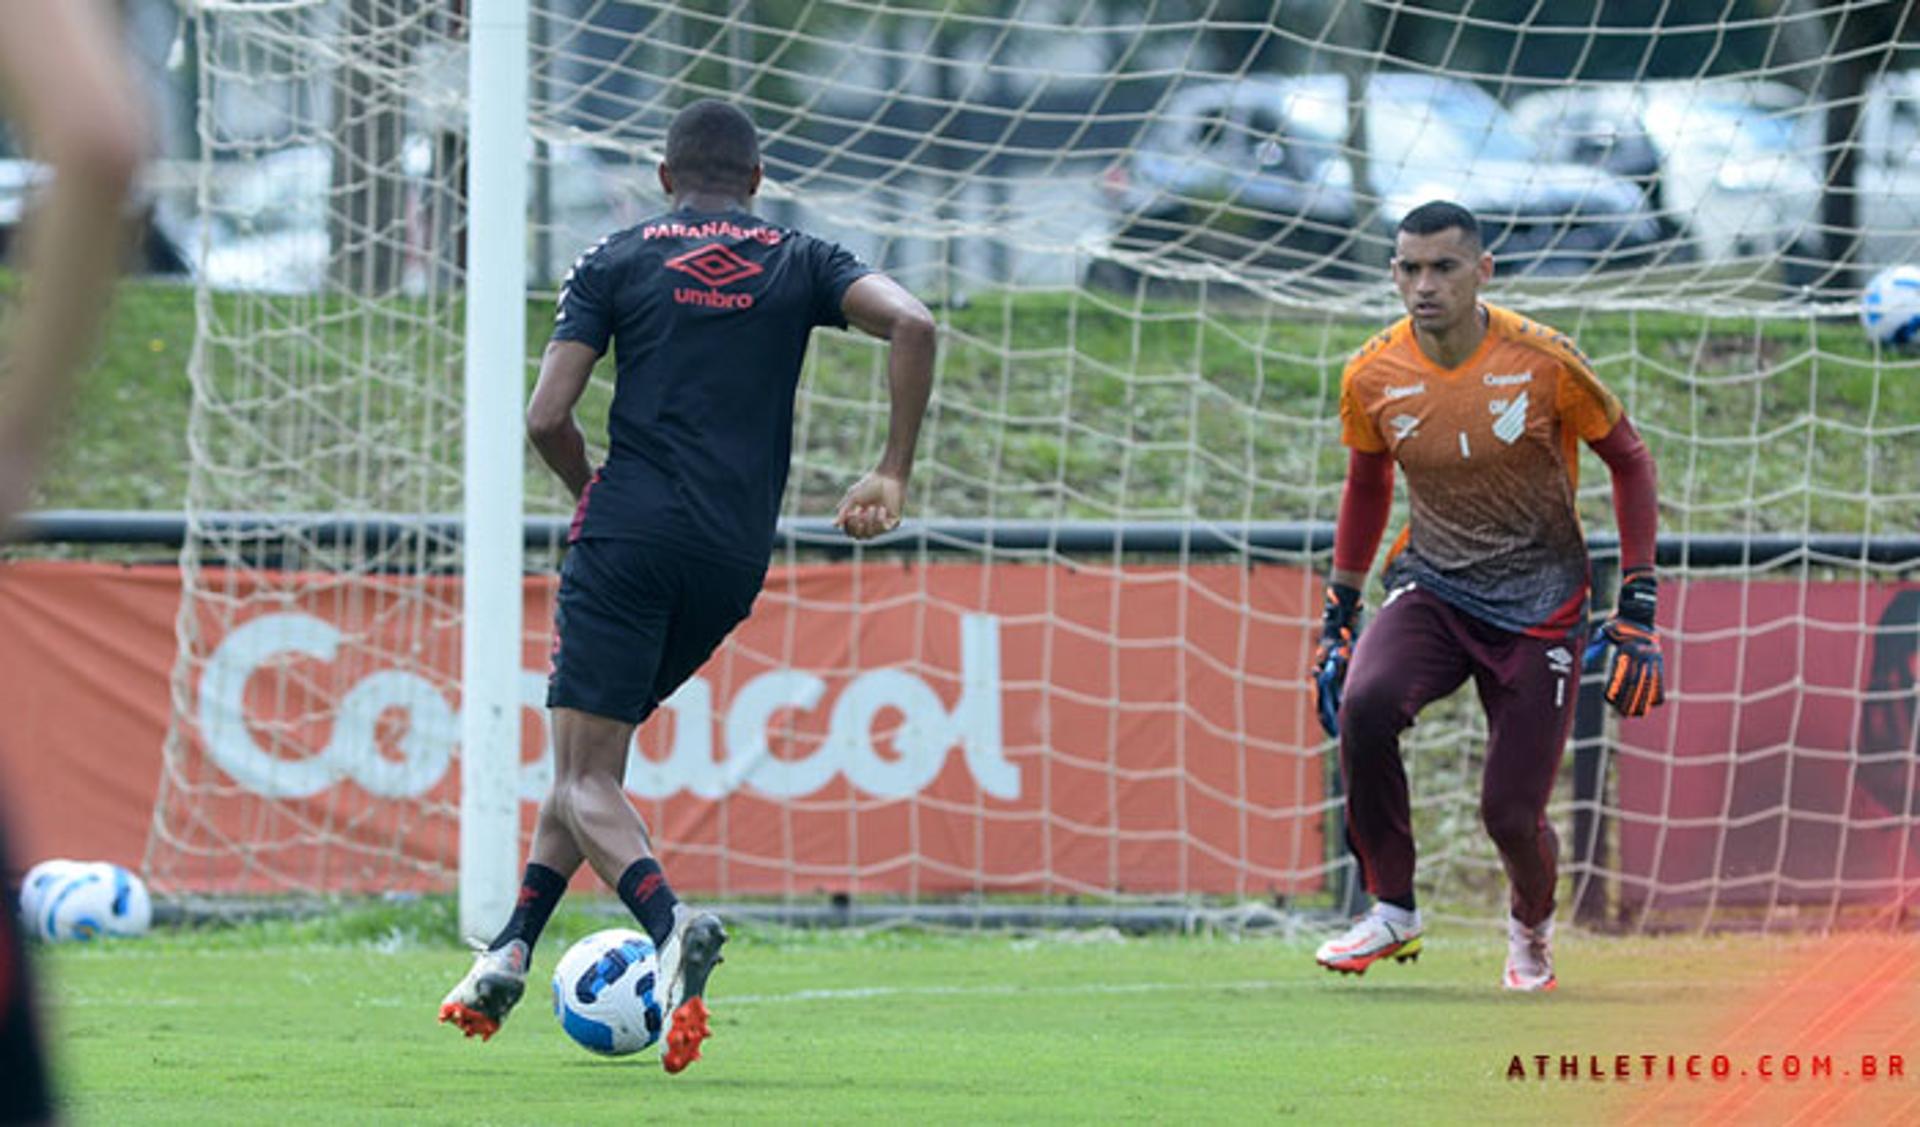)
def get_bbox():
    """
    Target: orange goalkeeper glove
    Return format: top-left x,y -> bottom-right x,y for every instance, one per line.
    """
1311,582 -> 1362,738
1585,569 -> 1665,718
